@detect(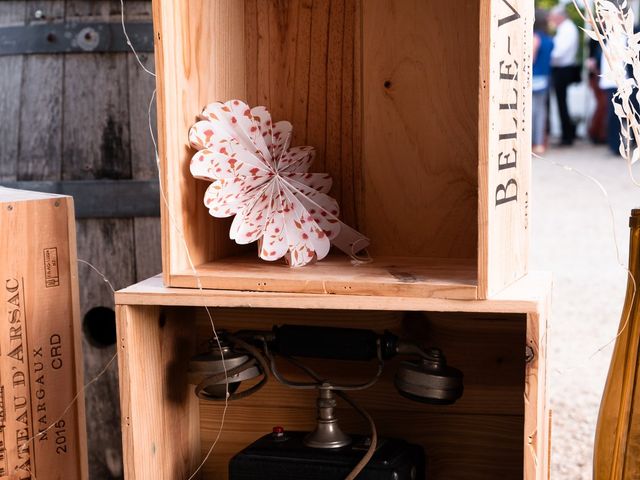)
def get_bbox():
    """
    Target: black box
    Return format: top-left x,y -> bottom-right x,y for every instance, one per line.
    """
229,431 -> 426,480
